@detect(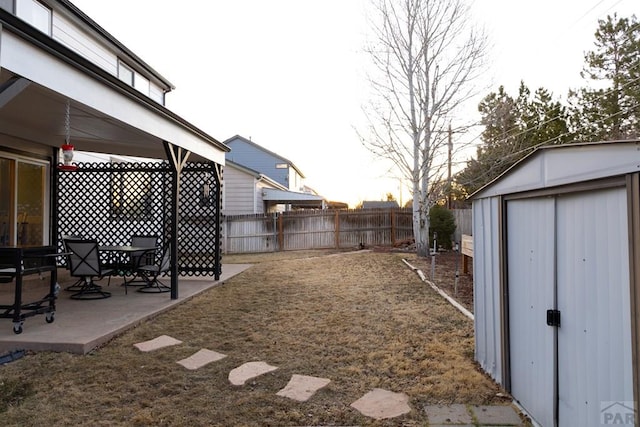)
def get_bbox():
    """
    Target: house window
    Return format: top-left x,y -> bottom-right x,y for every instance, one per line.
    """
117,61 -> 134,86
16,0 -> 52,35
275,163 -> 288,169
134,72 -> 150,95
111,171 -> 152,221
